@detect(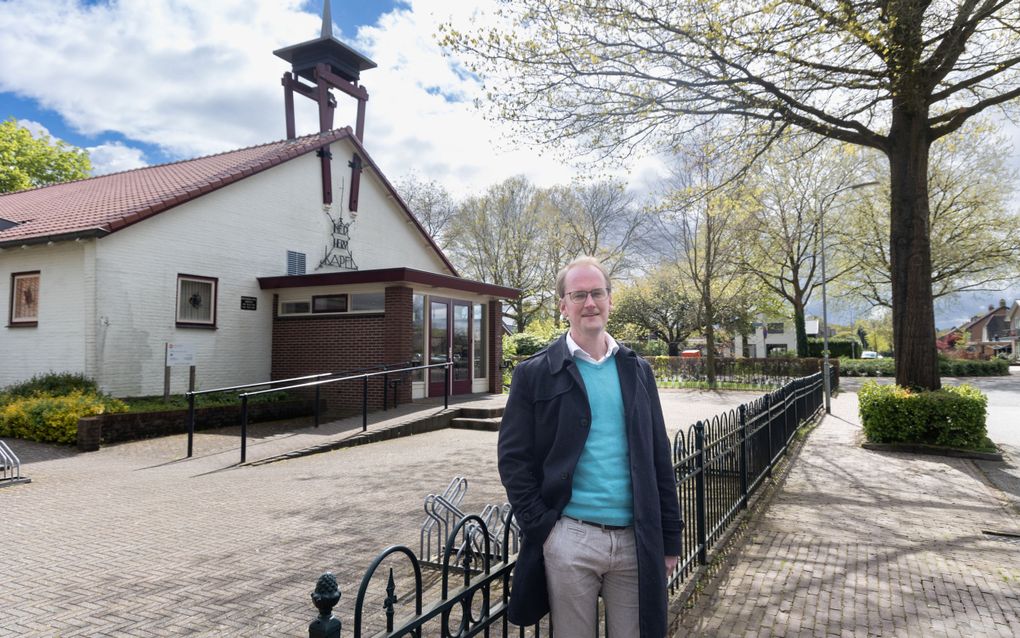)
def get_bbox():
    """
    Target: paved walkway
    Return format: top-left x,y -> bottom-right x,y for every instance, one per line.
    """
679,388 -> 1020,637
0,388 -> 756,637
